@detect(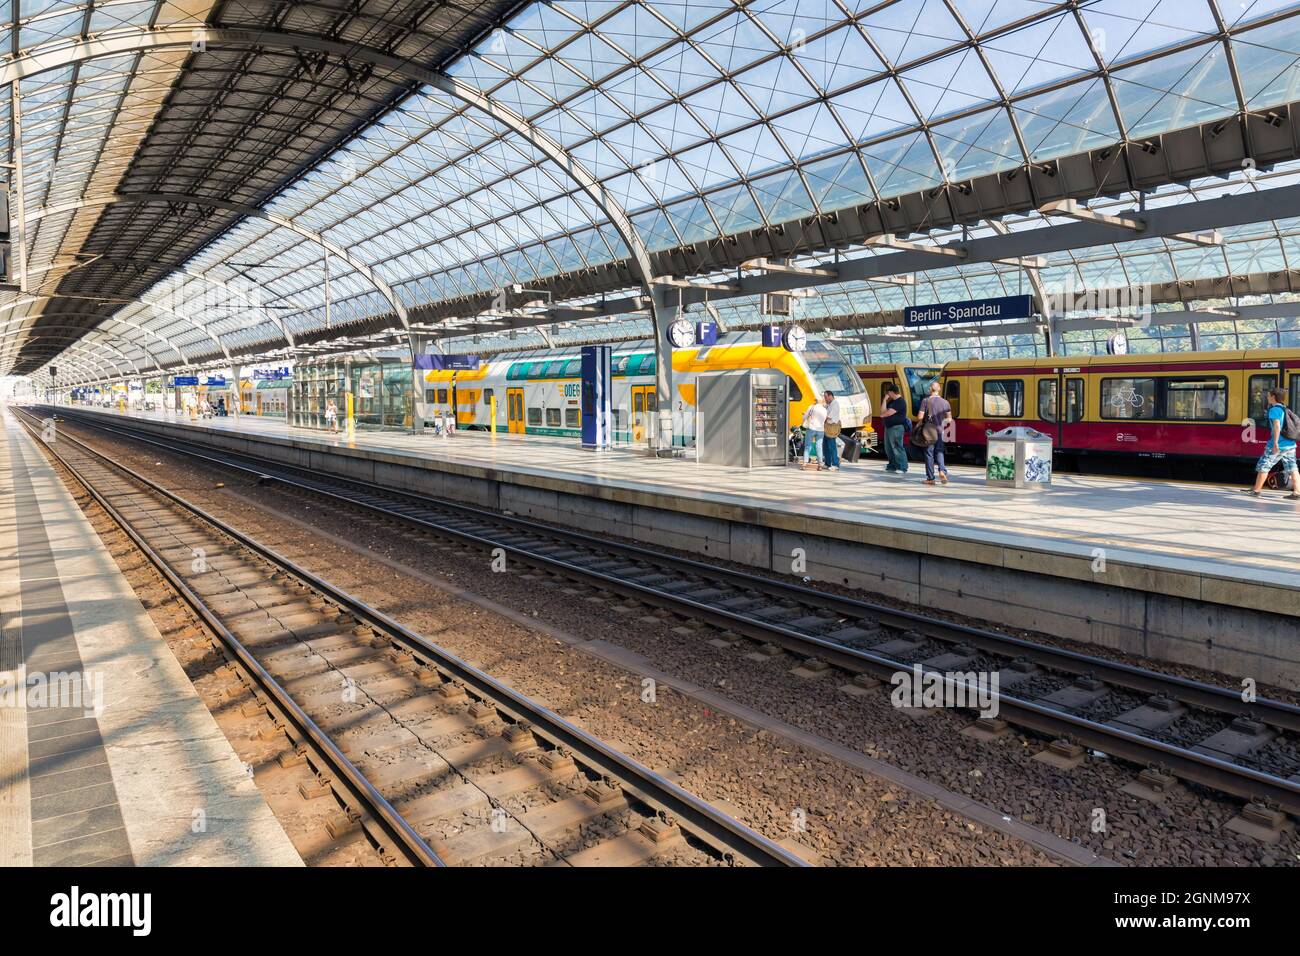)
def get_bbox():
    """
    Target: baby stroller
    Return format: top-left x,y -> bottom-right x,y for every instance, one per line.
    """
788,426 -> 806,463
